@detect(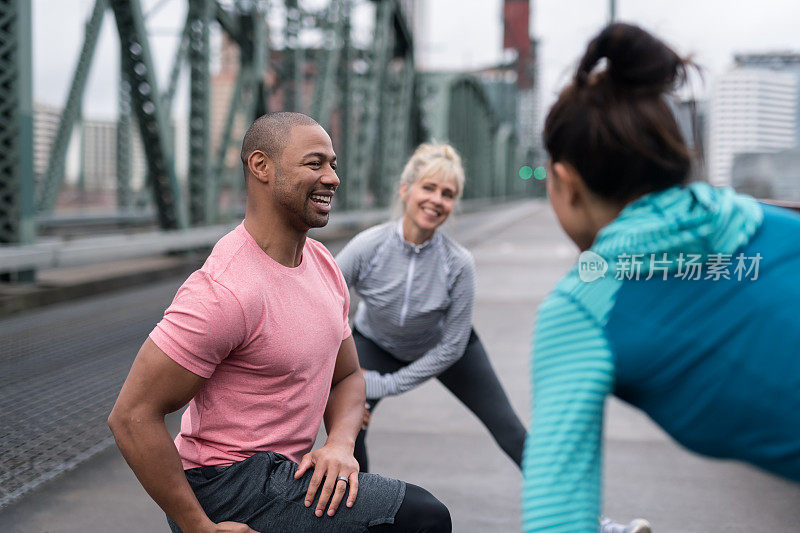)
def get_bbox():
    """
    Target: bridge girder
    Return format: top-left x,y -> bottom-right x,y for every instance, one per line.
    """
7,0 -> 525,248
